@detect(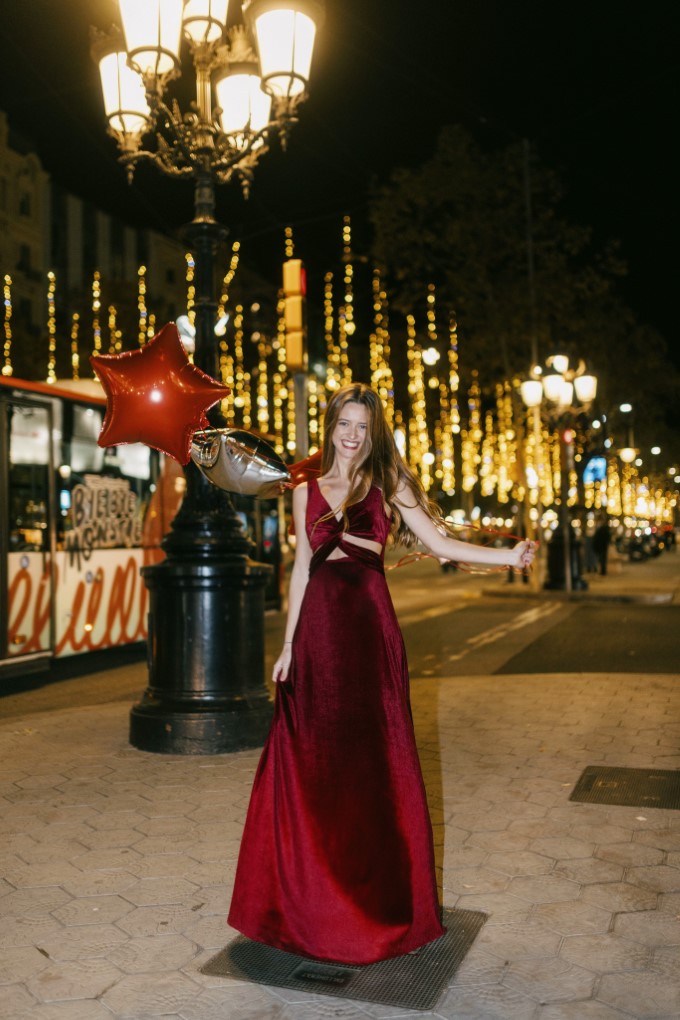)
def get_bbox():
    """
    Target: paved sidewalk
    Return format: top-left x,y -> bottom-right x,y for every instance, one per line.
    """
2,661 -> 680,1019
483,546 -> 679,605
